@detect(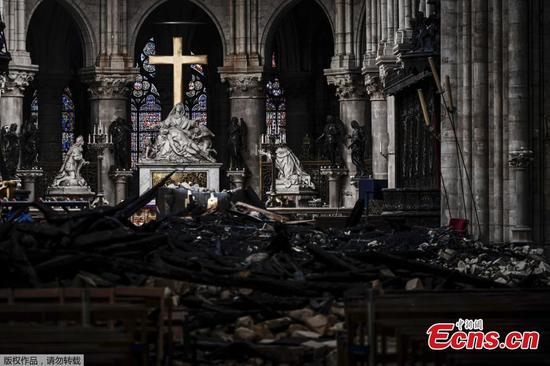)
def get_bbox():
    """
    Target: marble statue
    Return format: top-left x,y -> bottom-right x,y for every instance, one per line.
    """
20,117 -> 39,169
109,117 -> 132,170
51,136 -> 89,187
1,123 -> 20,177
317,115 -> 345,167
143,103 -> 216,163
348,120 -> 367,177
261,144 -> 315,190
228,116 -> 247,169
